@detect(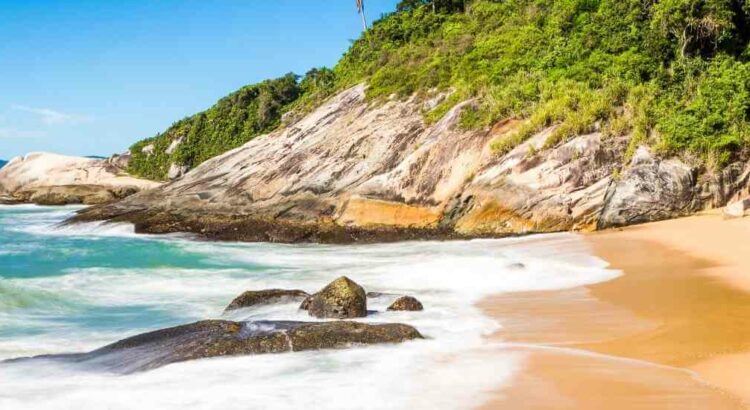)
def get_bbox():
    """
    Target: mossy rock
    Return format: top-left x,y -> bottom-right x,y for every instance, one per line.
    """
306,276 -> 367,319
387,296 -> 424,312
